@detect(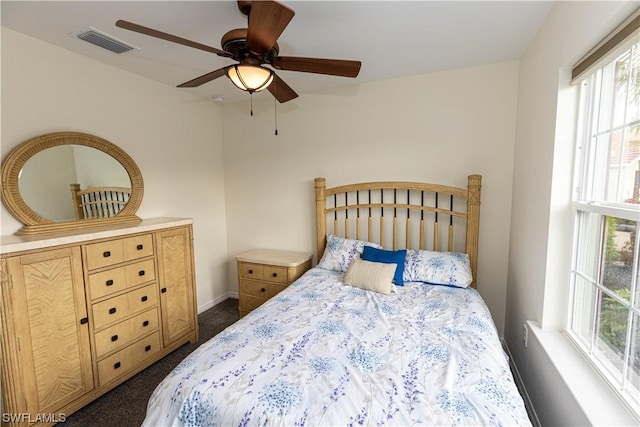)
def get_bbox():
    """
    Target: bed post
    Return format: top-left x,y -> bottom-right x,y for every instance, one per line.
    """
465,175 -> 482,288
70,183 -> 83,220
315,177 -> 327,262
